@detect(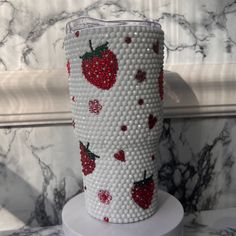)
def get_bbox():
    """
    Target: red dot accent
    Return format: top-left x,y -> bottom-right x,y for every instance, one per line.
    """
104,217 -> 109,222
89,99 -> 102,114
135,69 -> 146,83
125,36 -> 132,44
138,98 -> 144,105
71,96 -> 76,102
66,59 -> 70,76
75,31 -> 80,37
121,125 -> 127,132
98,190 -> 112,205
